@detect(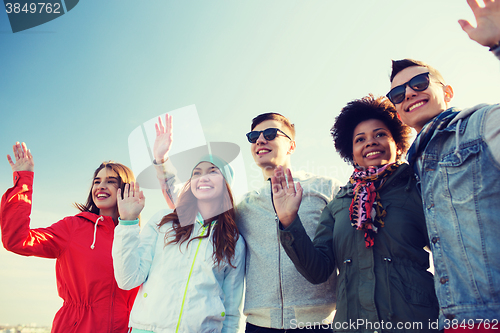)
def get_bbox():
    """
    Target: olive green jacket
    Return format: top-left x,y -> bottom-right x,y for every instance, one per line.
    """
280,163 -> 439,332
